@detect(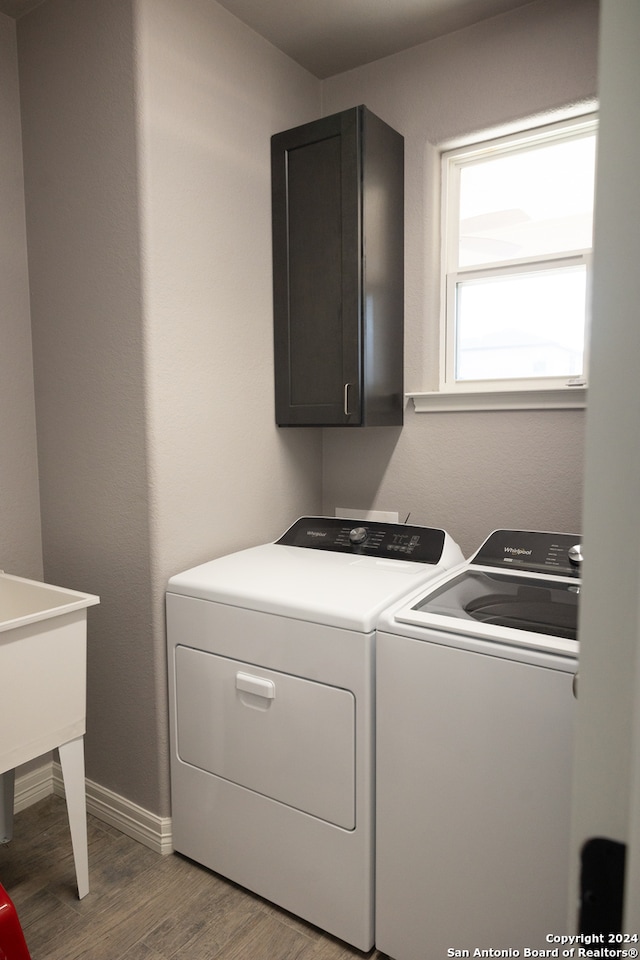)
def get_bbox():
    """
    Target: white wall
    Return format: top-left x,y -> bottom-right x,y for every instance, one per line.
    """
321,0 -> 598,555
0,14 -> 42,582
